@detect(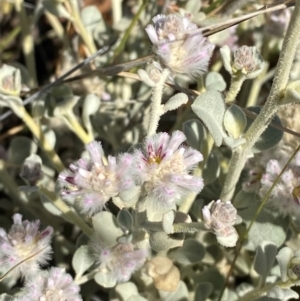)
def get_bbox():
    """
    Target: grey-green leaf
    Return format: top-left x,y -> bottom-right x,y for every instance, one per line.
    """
205,72 -> 226,92
254,241 -> 277,281
169,238 -> 205,264
244,107 -> 283,153
191,91 -> 227,146
94,271 -> 116,288
224,104 -> 247,139
72,245 -> 94,278
194,282 -> 213,301
117,209 -> 133,231
182,119 -> 207,152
